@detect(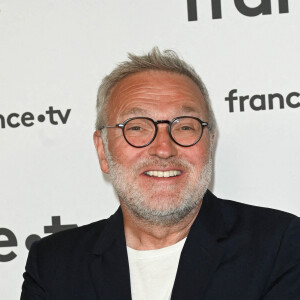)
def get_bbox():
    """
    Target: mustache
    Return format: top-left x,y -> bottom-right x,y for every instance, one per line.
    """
132,157 -> 193,172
